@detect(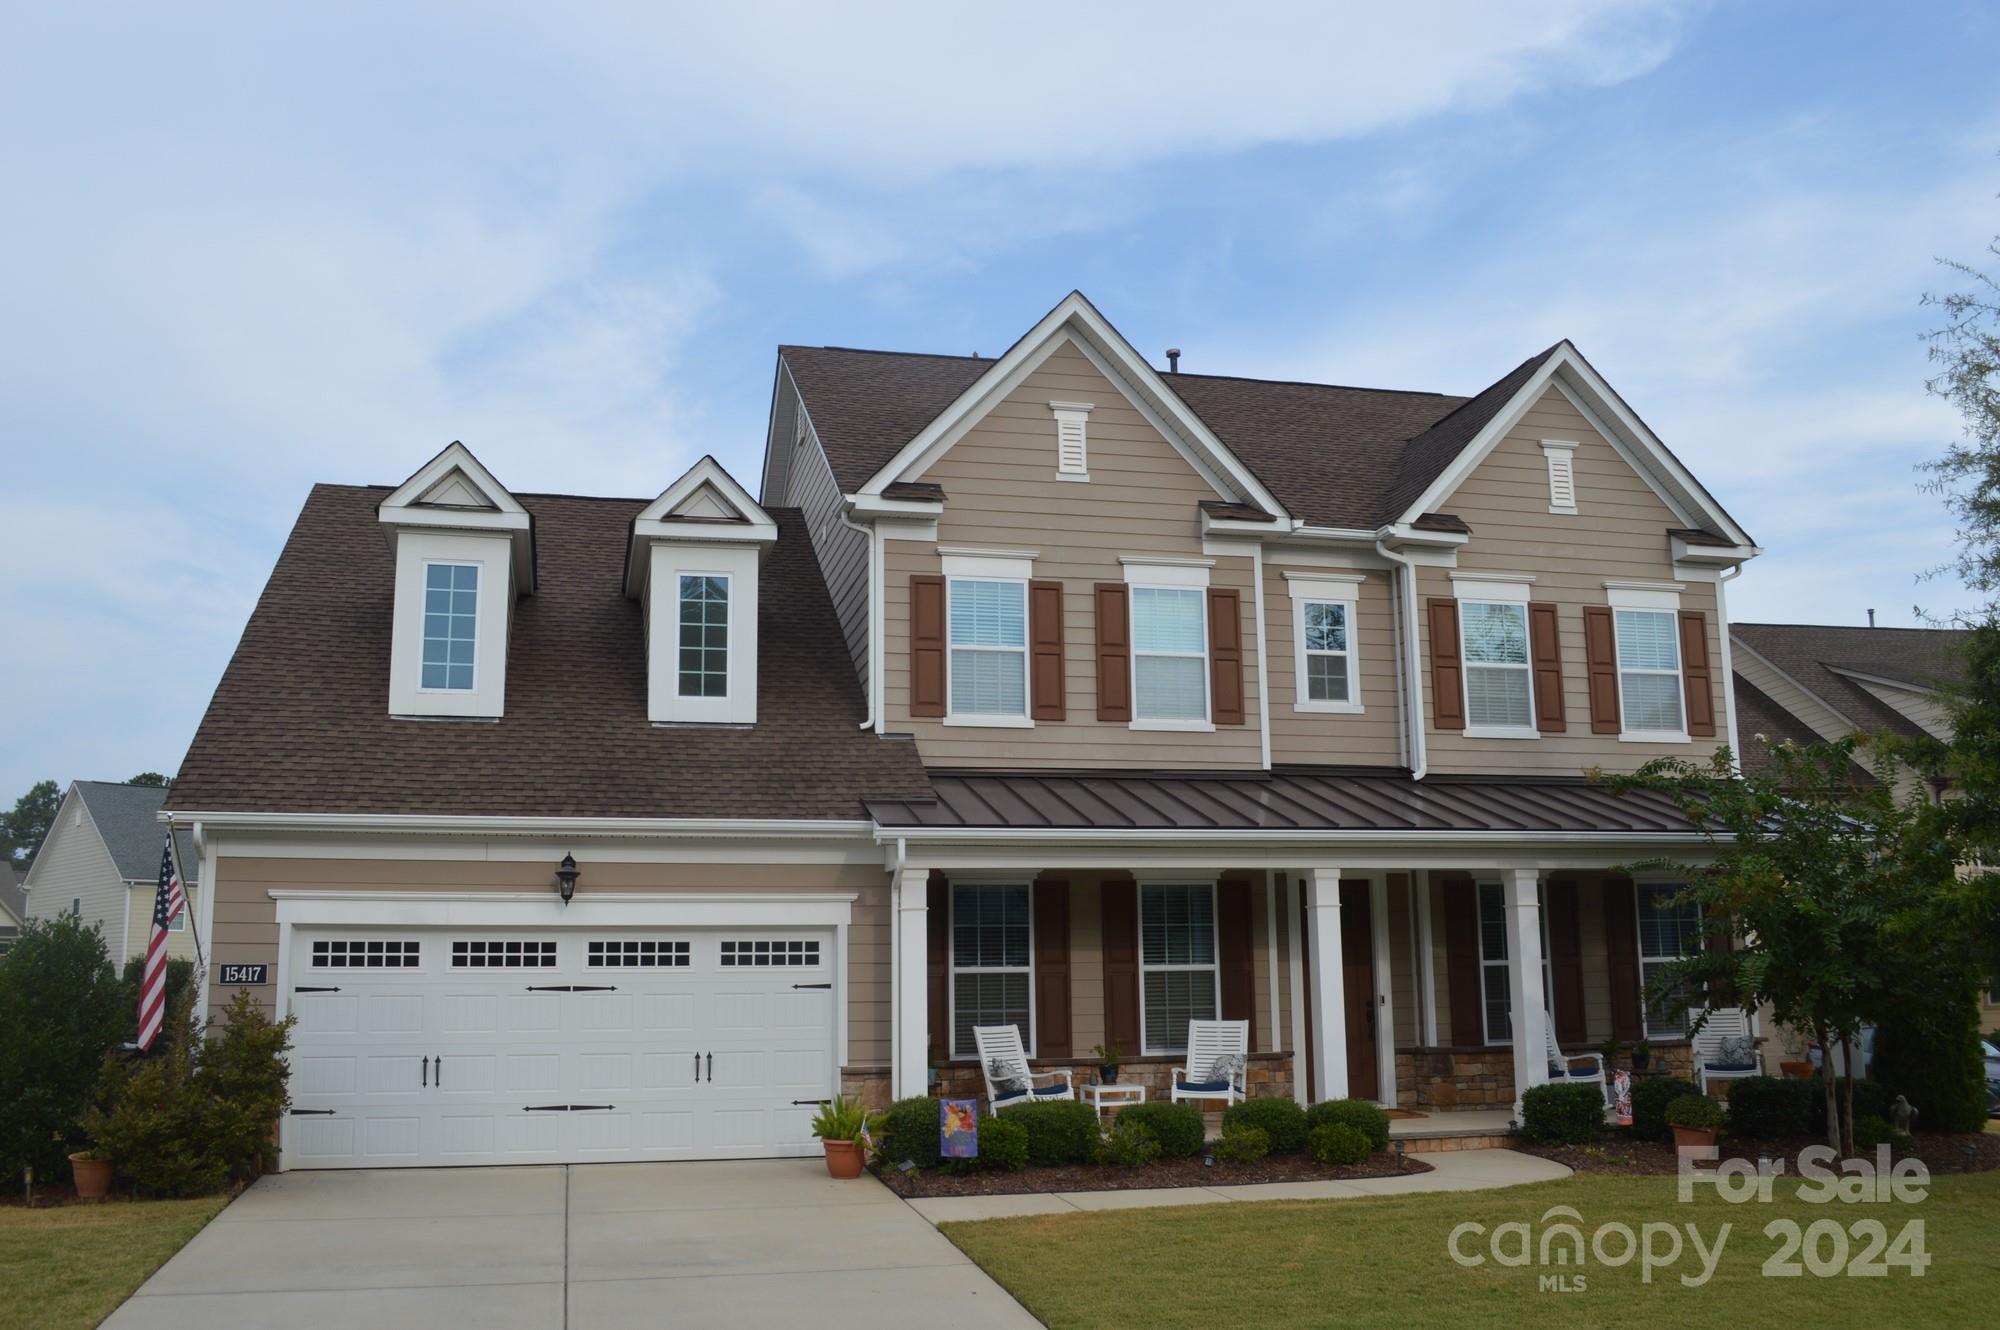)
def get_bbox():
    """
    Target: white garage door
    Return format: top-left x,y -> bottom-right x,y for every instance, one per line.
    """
284,927 -> 836,1168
